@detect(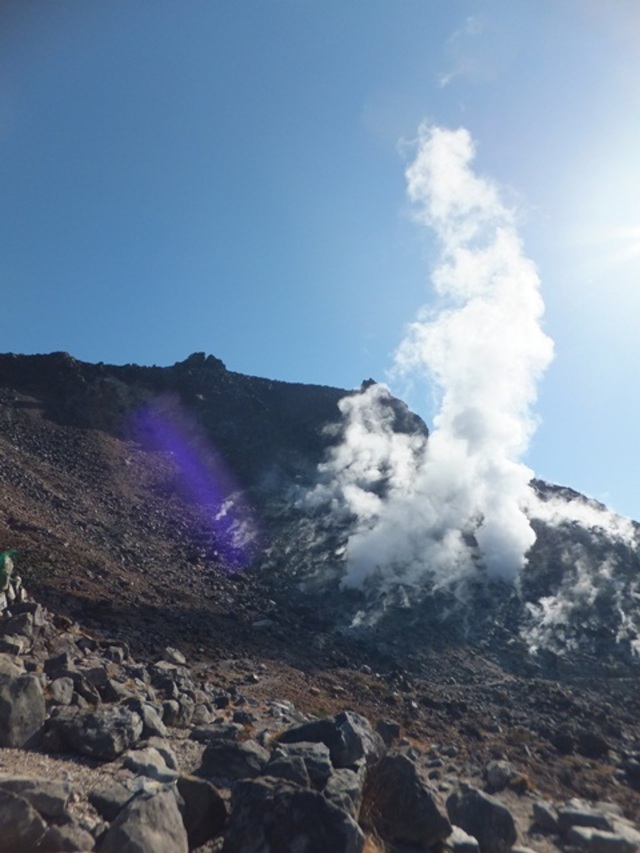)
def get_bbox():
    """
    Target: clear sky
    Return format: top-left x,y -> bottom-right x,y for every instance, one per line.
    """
2,1 -> 640,520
